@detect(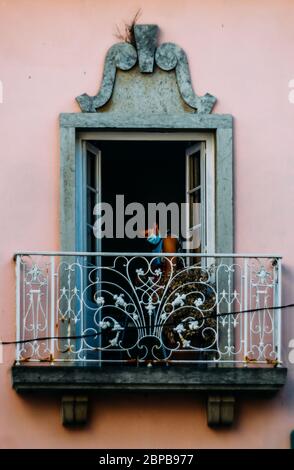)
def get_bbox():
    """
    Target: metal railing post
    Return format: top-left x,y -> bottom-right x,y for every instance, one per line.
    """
50,256 -> 55,361
243,259 -> 248,363
15,254 -> 21,363
276,258 -> 282,364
